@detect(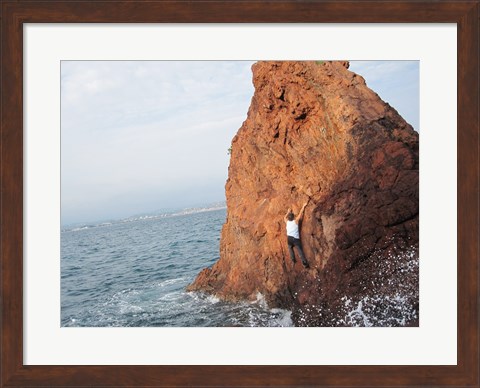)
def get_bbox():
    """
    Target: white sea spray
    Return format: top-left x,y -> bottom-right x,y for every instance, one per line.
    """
295,248 -> 419,327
